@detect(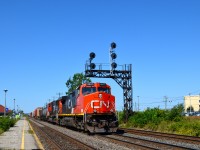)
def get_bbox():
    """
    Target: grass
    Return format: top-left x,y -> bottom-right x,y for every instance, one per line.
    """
28,129 -> 34,134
